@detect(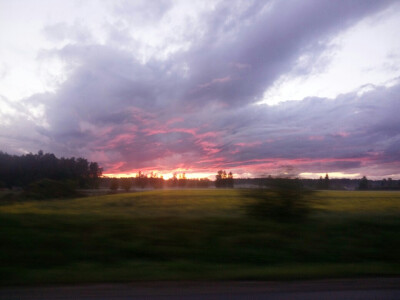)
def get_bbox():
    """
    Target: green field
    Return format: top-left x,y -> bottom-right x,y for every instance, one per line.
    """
1,189 -> 400,285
